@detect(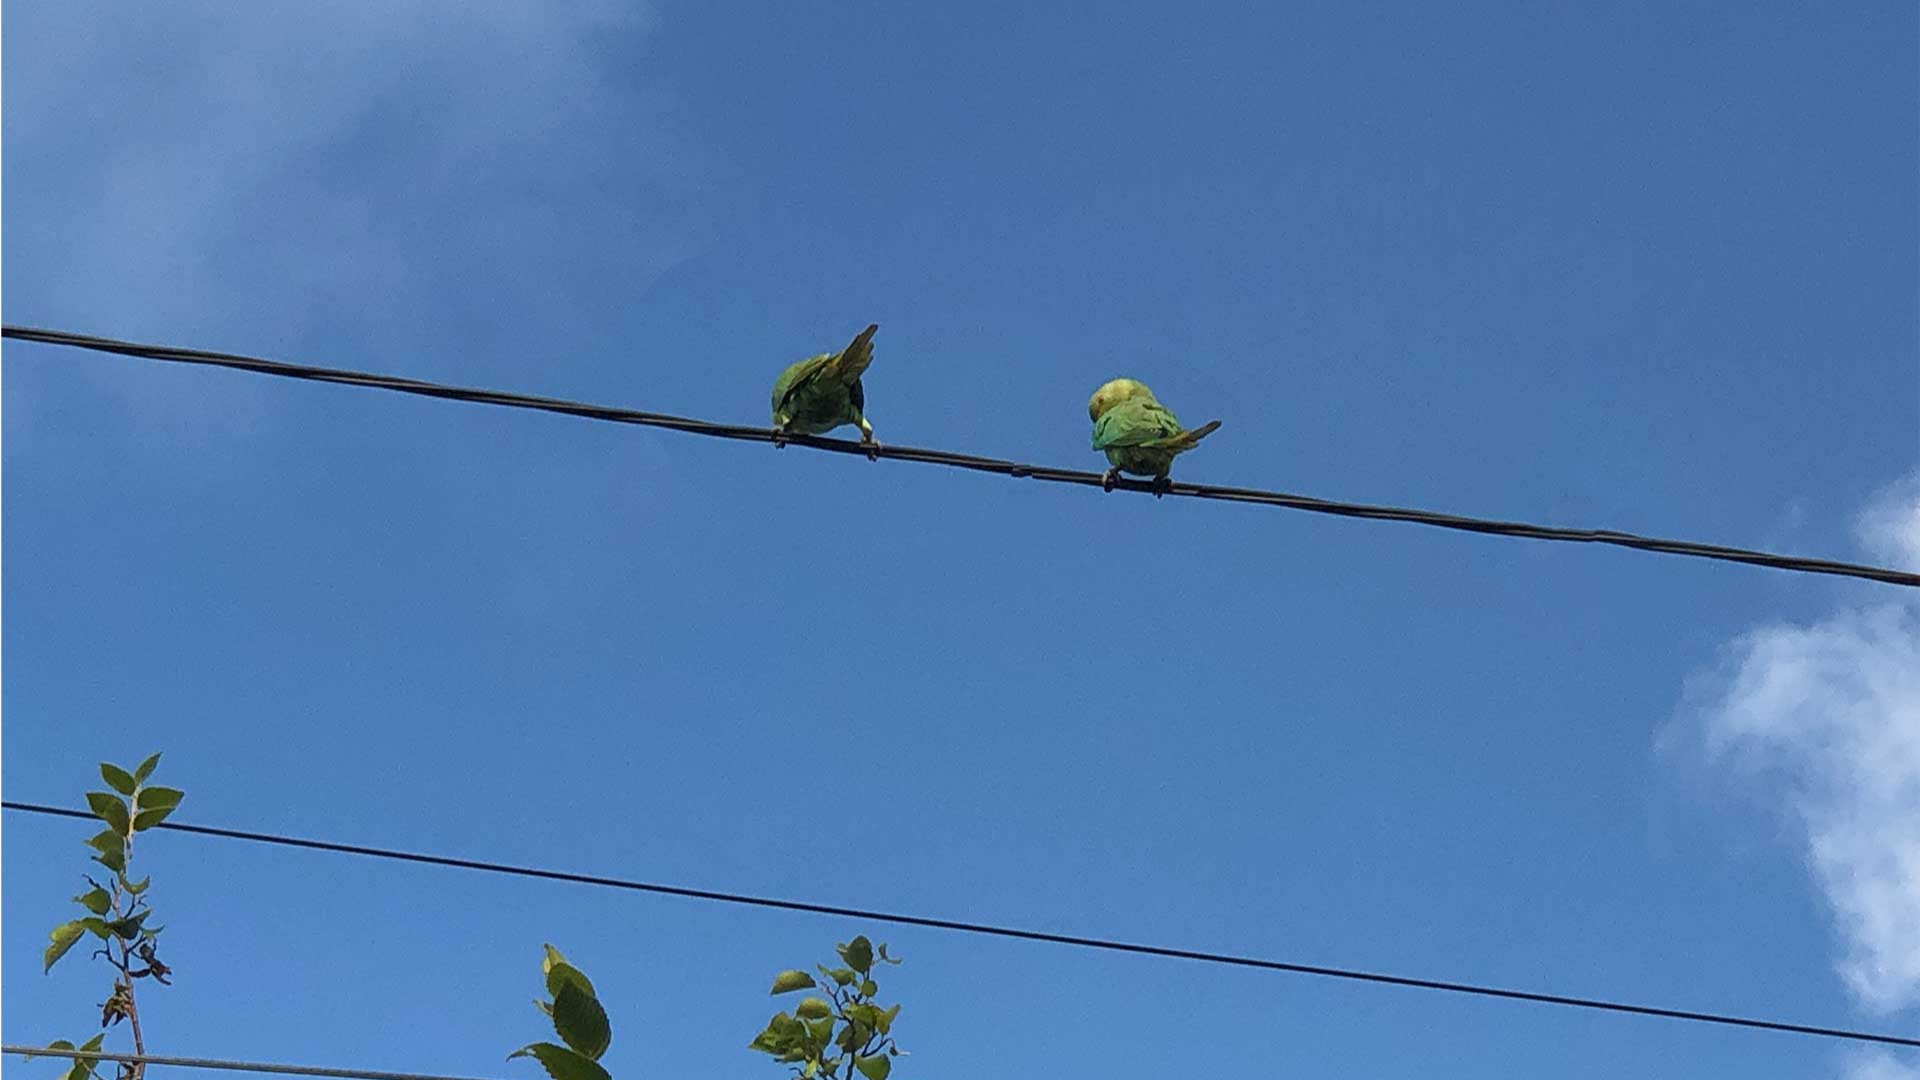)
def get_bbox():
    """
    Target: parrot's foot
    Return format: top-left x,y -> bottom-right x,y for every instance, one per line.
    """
1101,469 -> 1119,493
1151,475 -> 1173,498
861,433 -> 881,462
772,429 -> 790,449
